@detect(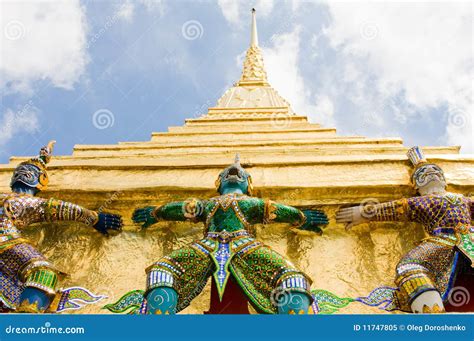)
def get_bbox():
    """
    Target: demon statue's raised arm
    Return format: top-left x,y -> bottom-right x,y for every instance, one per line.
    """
0,141 -> 123,313
336,146 -> 473,313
